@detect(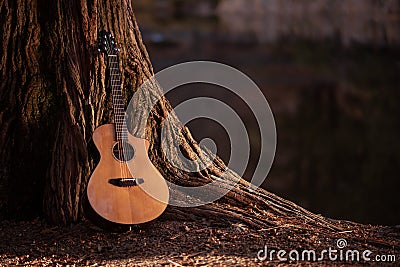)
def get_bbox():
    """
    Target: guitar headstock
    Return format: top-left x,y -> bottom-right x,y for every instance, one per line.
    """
97,30 -> 120,56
